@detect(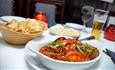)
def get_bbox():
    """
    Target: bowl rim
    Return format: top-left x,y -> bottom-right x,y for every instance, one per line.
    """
36,41 -> 102,64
